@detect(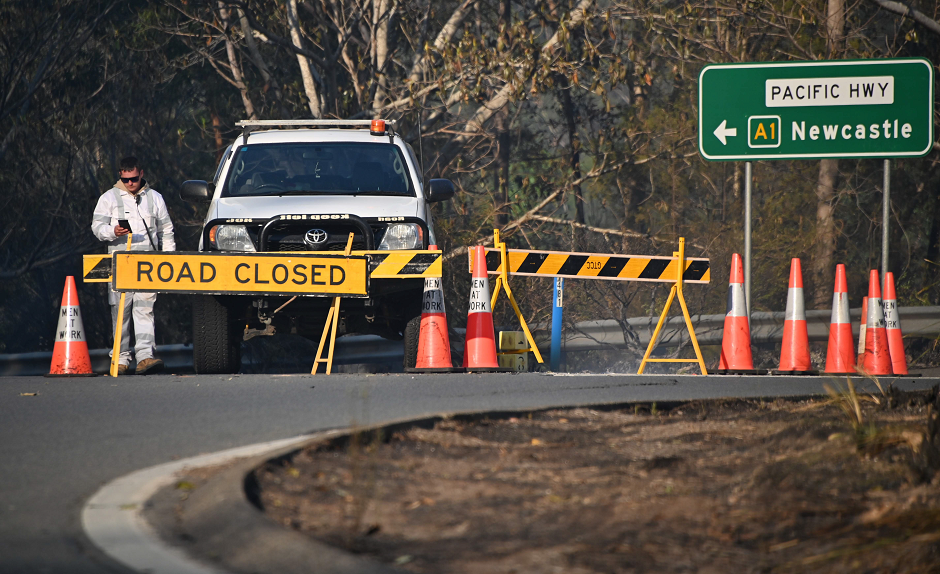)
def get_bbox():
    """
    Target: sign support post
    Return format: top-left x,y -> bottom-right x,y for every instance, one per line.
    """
312,233 -> 356,375
744,162 -> 752,319
551,278 -> 563,371
109,233 -> 133,378
883,159 -> 891,289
